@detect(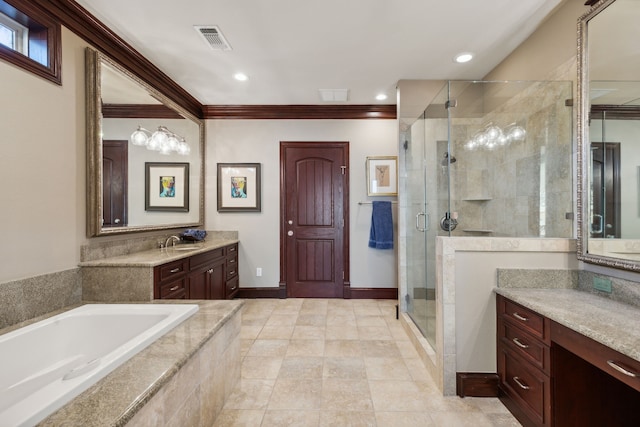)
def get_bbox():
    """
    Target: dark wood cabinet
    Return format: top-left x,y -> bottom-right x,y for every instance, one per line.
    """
497,294 -> 640,427
497,296 -> 551,427
154,243 -> 239,300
